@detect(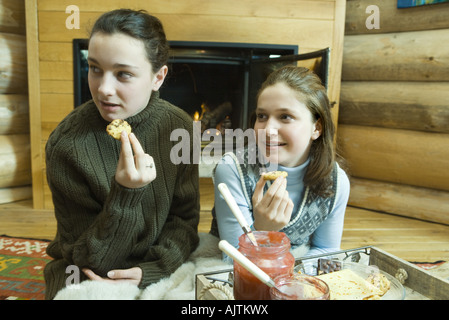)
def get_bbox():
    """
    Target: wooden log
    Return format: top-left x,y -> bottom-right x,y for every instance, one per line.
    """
0,185 -> 32,204
0,94 -> 29,134
348,177 -> 449,225
0,134 -> 31,188
0,32 -> 27,93
0,0 -> 26,35
339,81 -> 449,133
337,125 -> 449,192
345,0 -> 449,35
200,101 -> 232,131
342,29 -> 449,81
